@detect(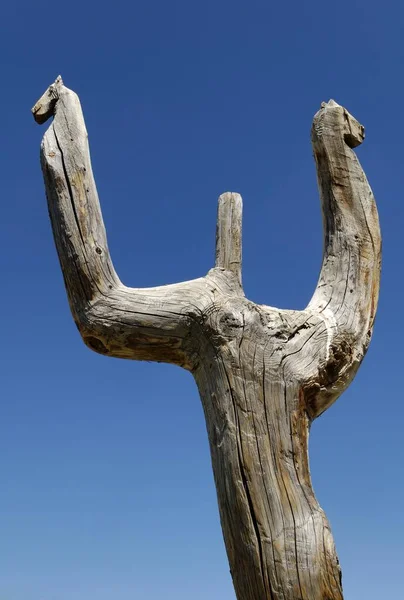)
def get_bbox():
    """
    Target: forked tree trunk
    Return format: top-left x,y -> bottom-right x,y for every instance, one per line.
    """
32,79 -> 381,600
